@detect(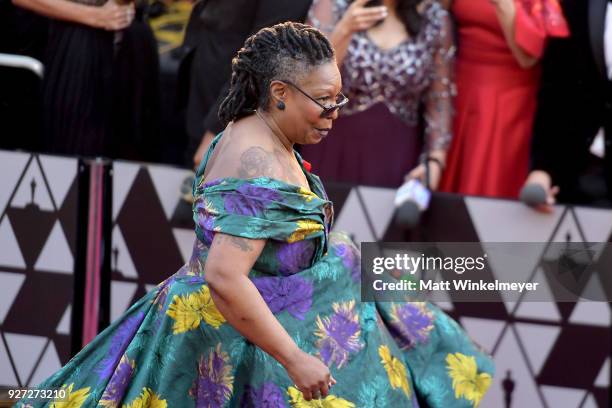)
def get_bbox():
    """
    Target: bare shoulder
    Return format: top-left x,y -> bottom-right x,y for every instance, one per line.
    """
236,145 -> 282,179
207,119 -> 284,180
